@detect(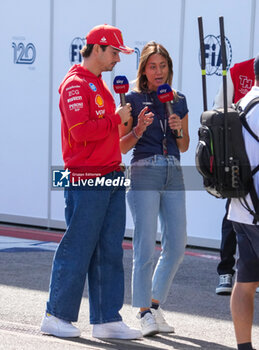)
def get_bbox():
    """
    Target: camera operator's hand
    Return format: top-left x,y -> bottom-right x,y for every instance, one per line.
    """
116,103 -> 132,125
